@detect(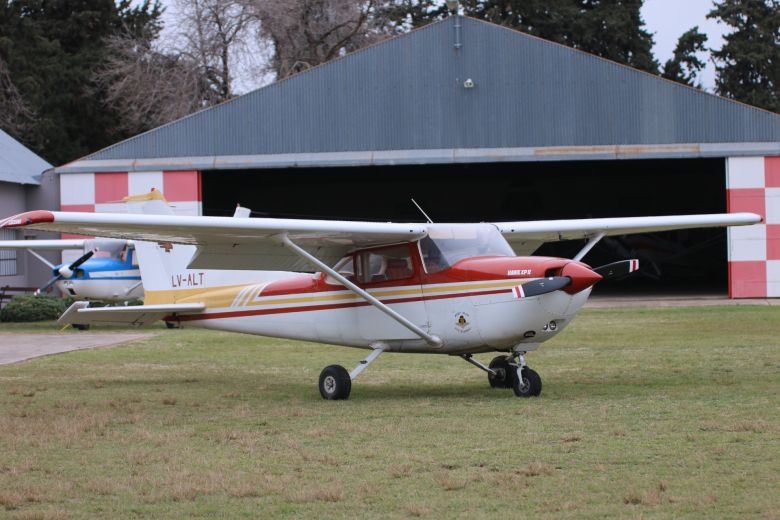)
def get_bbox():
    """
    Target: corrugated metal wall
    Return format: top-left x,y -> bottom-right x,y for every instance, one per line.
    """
87,16 -> 780,162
